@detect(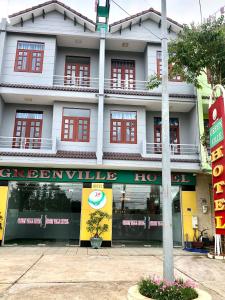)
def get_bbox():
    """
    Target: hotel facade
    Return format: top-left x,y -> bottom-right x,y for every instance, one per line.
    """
0,0 -> 213,246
